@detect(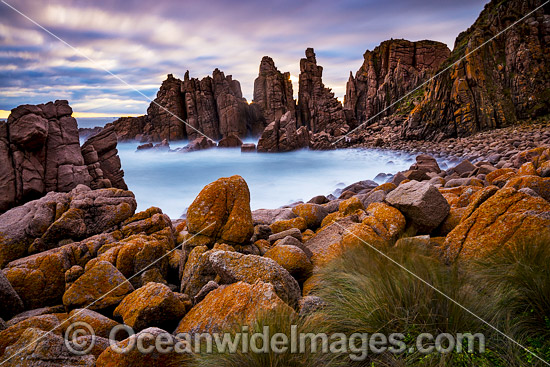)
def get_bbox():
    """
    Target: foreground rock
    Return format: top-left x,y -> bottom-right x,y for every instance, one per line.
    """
63,261 -> 134,312
209,251 -> 301,308
175,281 -> 293,335
0,272 -> 24,320
0,314 -> 64,356
113,282 -> 187,332
386,180 -> 450,233
0,185 -> 136,267
444,187 -> 550,262
2,233 -> 117,309
304,216 -> 358,270
186,175 -> 253,246
1,327 -> 95,366
264,244 -> 312,281
96,327 -> 193,367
